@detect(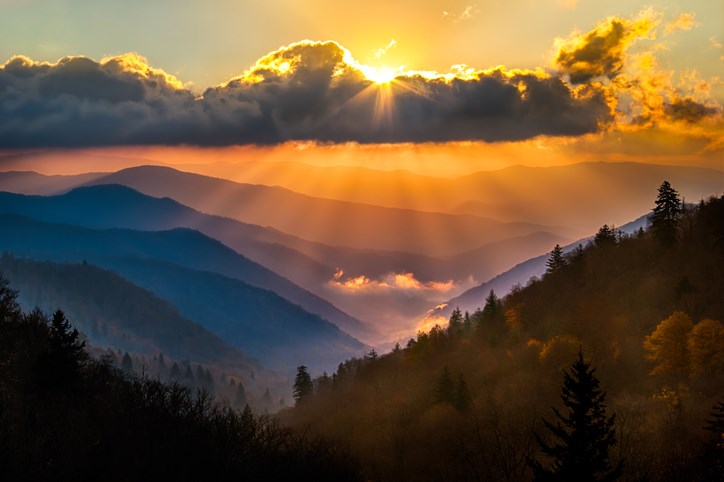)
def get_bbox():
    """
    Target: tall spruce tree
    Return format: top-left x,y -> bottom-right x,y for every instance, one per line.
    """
651,180 -> 682,246
546,244 -> 566,275
447,307 -> 463,336
531,351 -> 623,482
293,365 -> 314,405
